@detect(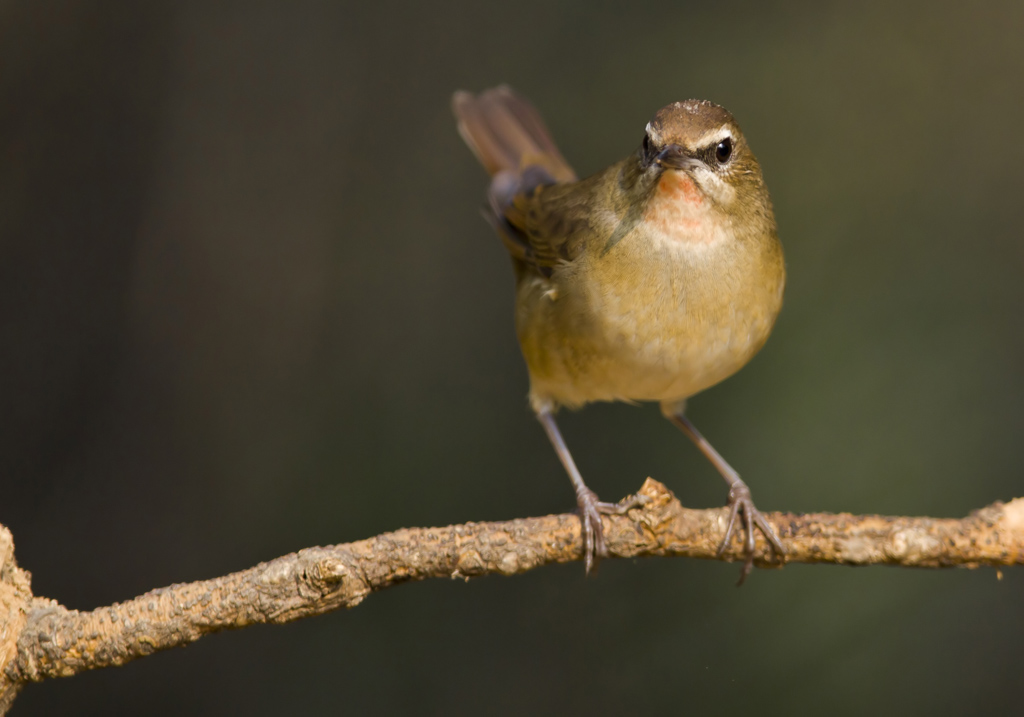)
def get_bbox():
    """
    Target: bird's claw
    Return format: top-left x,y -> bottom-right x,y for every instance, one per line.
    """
718,482 -> 785,585
576,489 -> 649,574
576,487 -> 607,574
597,492 -> 651,514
